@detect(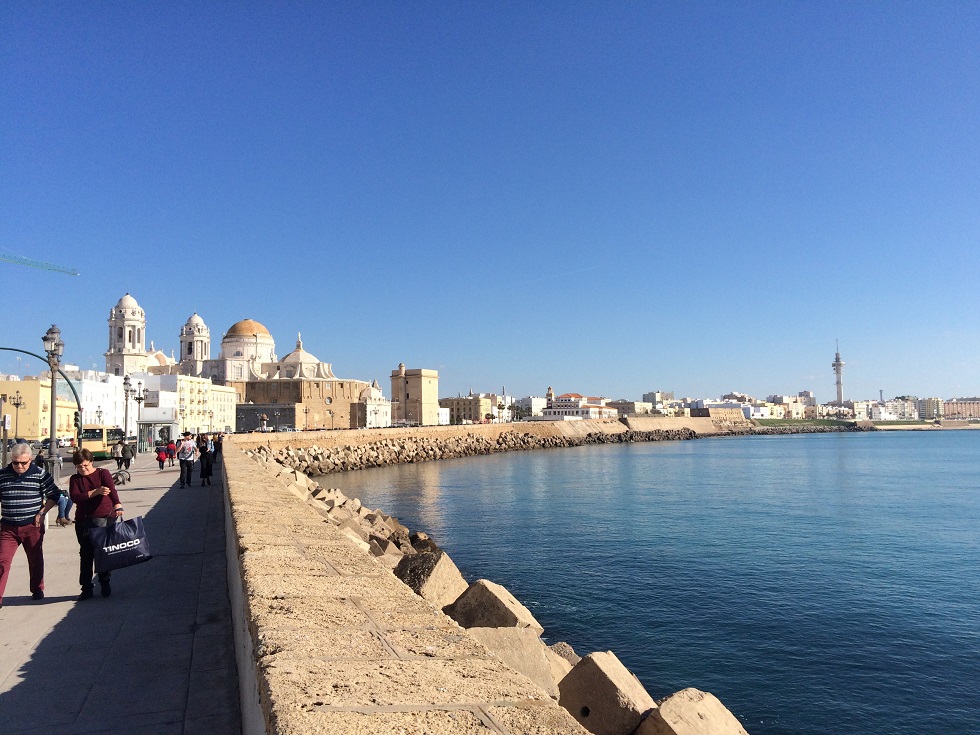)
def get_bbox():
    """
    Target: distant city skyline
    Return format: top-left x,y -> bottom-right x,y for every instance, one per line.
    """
2,4 -> 978,401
